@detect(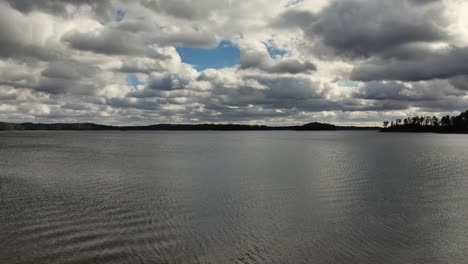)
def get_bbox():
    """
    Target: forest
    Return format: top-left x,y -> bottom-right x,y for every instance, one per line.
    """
382,110 -> 468,133
0,121 -> 379,131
